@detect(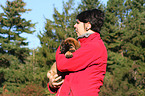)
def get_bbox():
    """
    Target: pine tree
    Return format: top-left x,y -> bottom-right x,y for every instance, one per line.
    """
36,0 -> 76,68
34,0 -> 77,95
100,0 -> 145,95
0,0 -> 35,93
122,0 -> 145,94
0,0 -> 35,63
